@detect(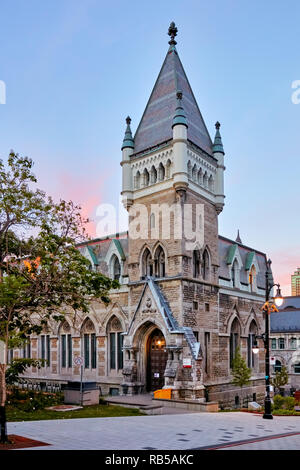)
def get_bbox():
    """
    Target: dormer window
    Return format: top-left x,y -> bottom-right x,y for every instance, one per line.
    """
249,265 -> 256,292
111,255 -> 121,282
